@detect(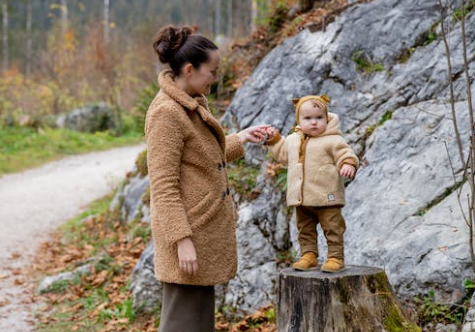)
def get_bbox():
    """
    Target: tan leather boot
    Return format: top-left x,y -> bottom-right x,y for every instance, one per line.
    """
292,252 -> 318,271
321,258 -> 345,273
